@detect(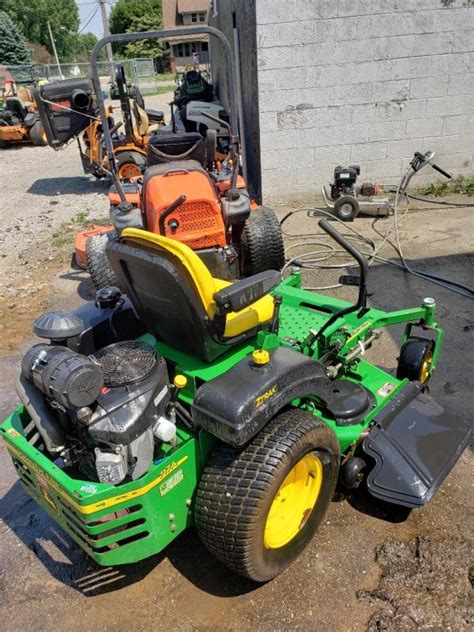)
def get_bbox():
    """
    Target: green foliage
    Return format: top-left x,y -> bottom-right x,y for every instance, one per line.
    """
109,0 -> 163,56
125,14 -> 166,60
2,0 -> 79,61
0,10 -> 31,65
416,175 -> 474,197
72,32 -> 99,62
